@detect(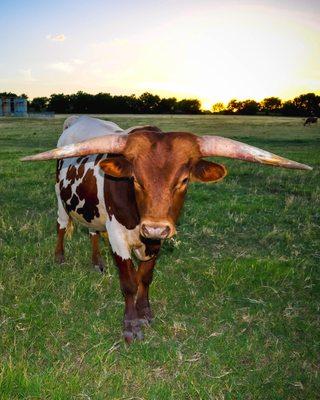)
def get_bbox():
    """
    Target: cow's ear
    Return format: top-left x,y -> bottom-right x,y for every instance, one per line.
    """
190,159 -> 227,183
99,157 -> 132,178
